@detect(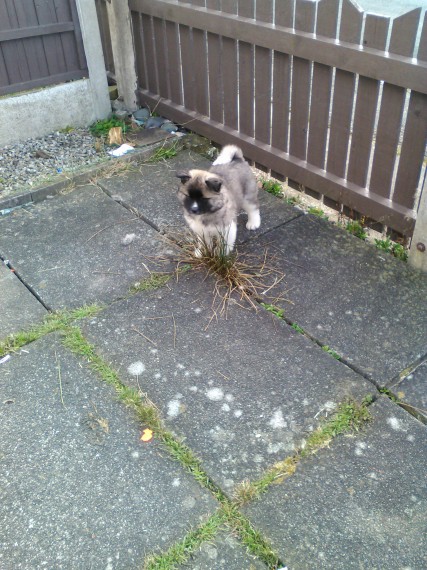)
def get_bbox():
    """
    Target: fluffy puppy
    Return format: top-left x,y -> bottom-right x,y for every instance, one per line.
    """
176,145 -> 260,255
